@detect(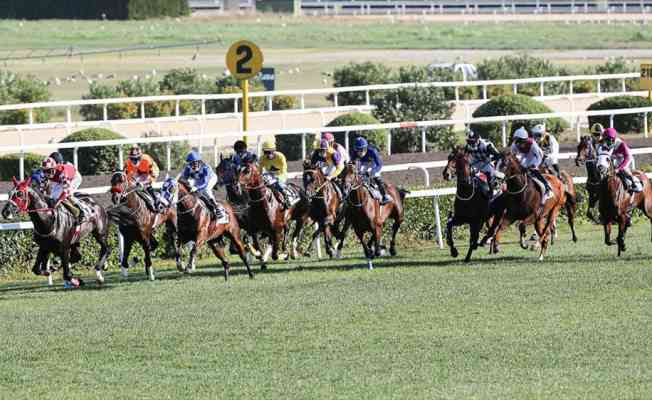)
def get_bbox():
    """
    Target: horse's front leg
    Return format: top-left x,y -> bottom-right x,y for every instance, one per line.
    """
61,246 -> 81,289
140,239 -> 154,281
604,222 -> 614,246
446,215 -> 459,258
587,192 -> 600,224
354,227 -> 373,270
323,223 -> 335,258
617,219 -> 628,256
167,222 -> 183,272
185,242 -> 198,273
464,222 -> 481,263
208,240 -> 230,281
